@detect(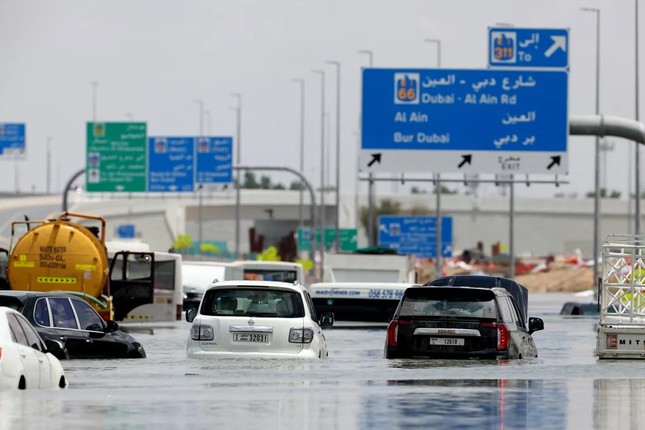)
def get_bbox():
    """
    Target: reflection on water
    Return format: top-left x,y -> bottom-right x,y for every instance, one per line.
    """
3,293 -> 645,429
363,379 -> 566,430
